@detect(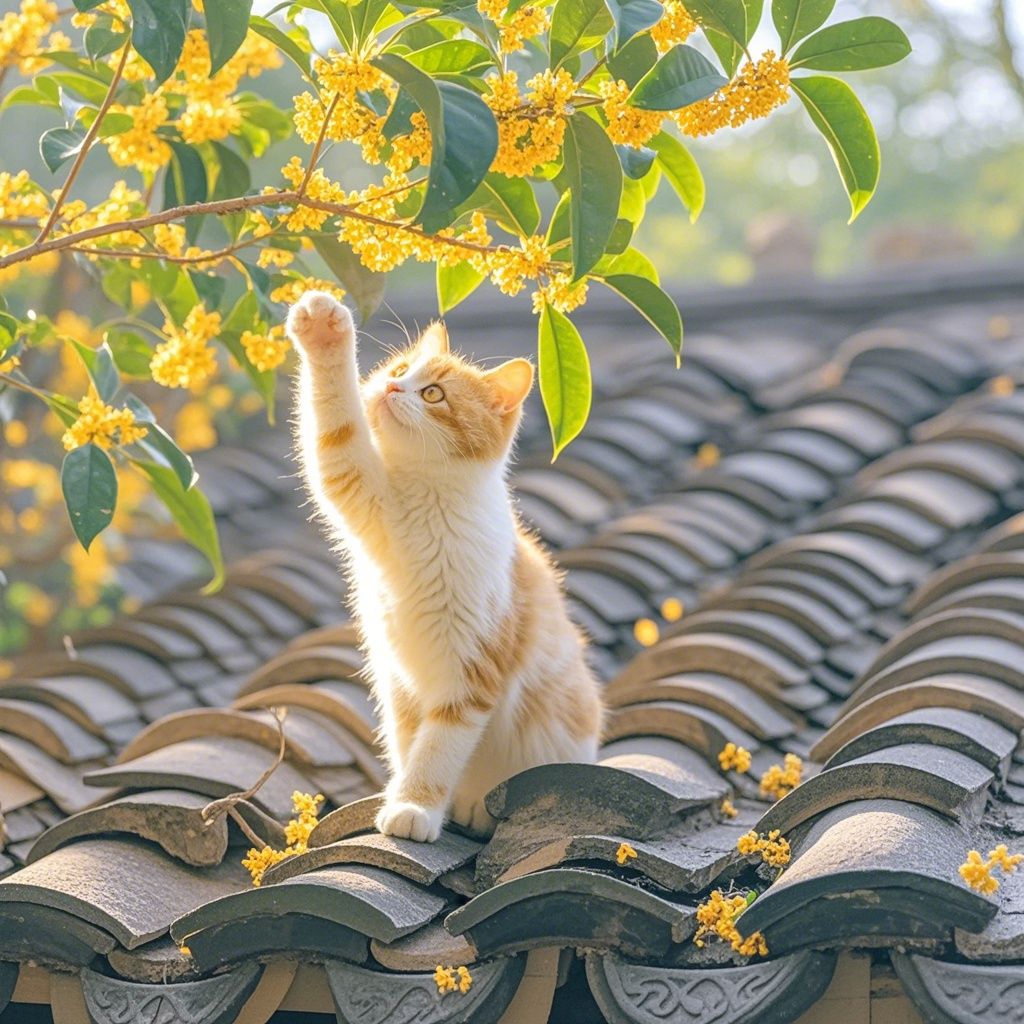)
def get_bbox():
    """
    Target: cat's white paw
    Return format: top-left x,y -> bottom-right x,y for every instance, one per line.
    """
376,800 -> 444,843
286,291 -> 354,358
449,794 -> 496,837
